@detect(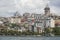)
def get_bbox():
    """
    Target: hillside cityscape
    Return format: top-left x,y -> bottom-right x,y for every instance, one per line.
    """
0,5 -> 60,36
